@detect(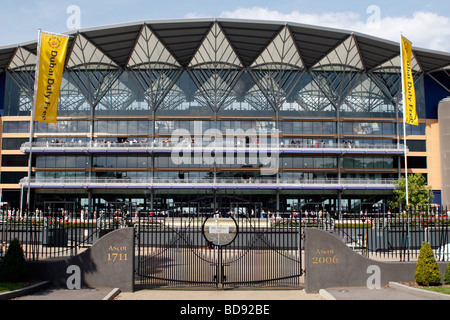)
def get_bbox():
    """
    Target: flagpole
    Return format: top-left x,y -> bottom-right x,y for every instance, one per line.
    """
400,33 -> 411,260
26,29 -> 41,215
25,30 -> 70,214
